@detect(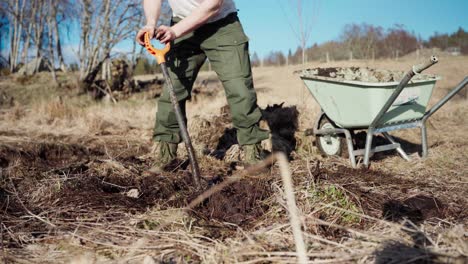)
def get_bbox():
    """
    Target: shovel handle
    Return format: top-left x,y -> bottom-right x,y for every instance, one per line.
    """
144,32 -> 170,64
